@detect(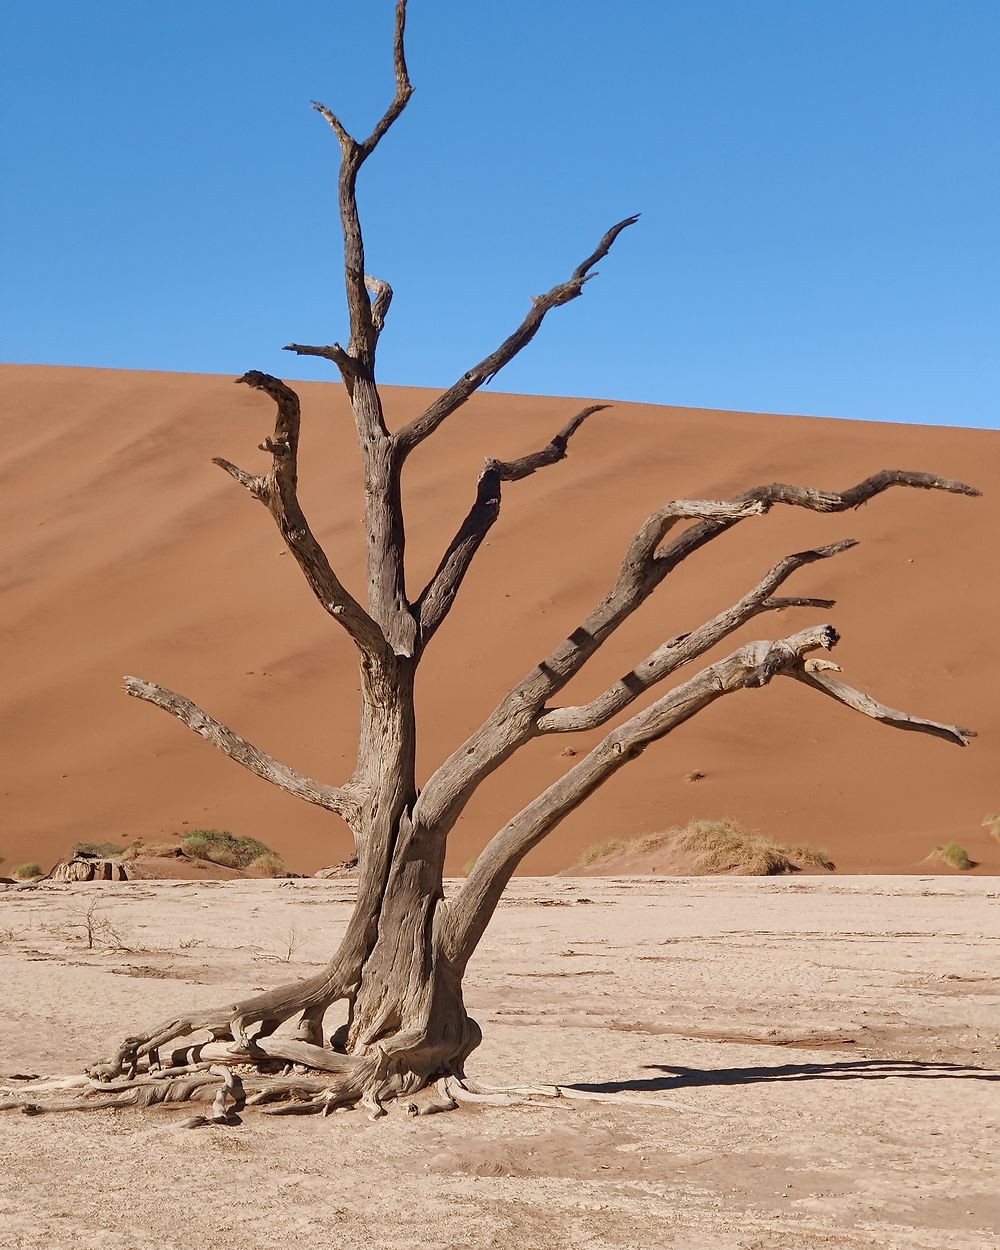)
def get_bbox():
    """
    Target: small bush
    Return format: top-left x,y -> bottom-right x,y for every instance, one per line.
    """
180,829 -> 275,869
933,842 -> 975,871
73,840 -> 126,858
247,852 -> 286,878
579,839 -> 625,866
12,862 -> 42,879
